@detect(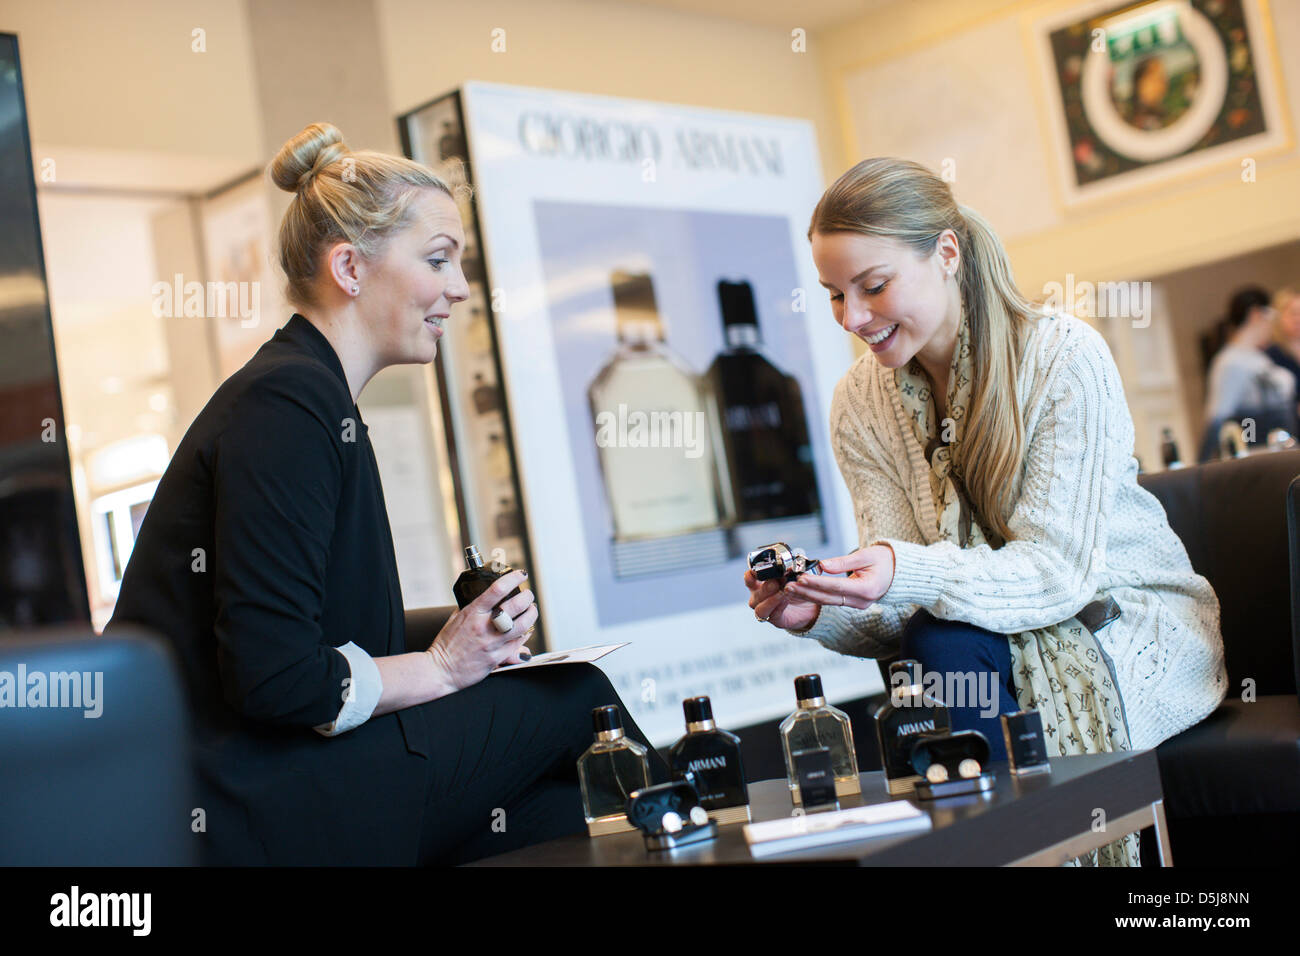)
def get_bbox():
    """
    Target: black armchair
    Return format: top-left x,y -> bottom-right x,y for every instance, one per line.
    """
0,627 -> 196,865
1137,450 -> 1300,865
